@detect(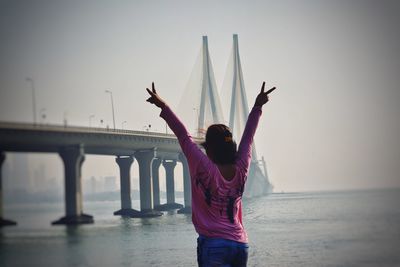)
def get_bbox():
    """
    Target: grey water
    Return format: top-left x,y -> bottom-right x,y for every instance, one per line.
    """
1,189 -> 400,267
